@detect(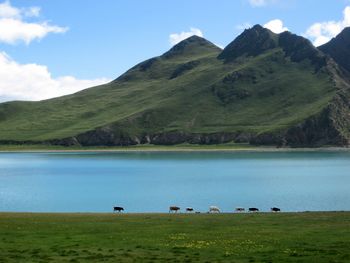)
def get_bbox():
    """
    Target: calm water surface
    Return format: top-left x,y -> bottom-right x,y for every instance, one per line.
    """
0,151 -> 349,212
